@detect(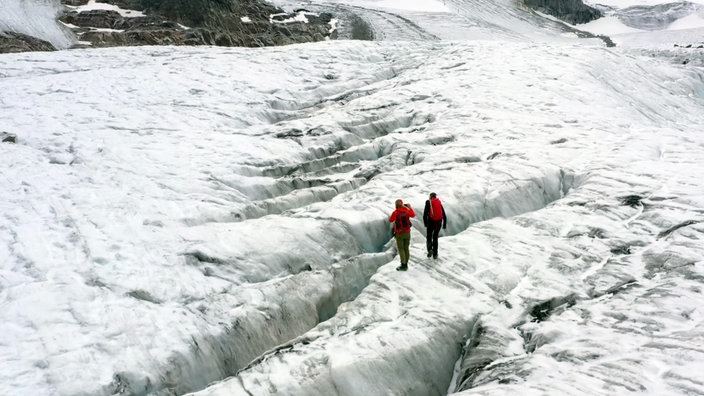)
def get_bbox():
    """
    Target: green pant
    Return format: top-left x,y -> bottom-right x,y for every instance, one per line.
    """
395,232 -> 411,265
